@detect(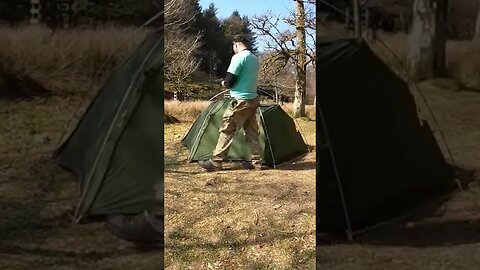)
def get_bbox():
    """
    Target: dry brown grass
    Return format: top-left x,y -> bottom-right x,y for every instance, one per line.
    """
163,99 -> 316,268
165,100 -> 316,123
0,25 -> 147,94
446,40 -> 480,88
371,32 -> 480,89
164,119 -> 316,269
165,100 -> 209,123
